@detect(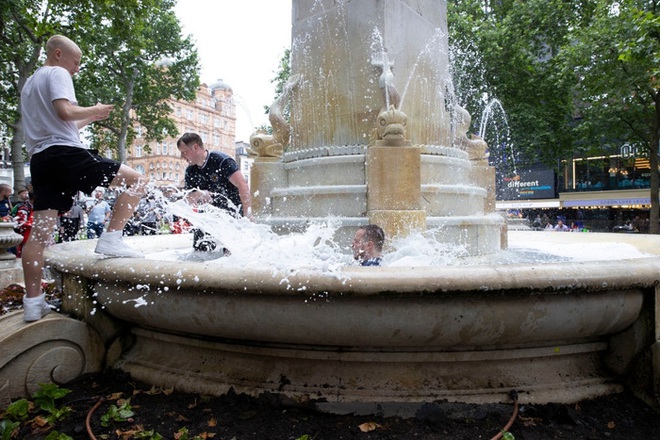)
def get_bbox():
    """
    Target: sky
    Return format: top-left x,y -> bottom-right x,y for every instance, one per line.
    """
174,0 -> 293,143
